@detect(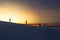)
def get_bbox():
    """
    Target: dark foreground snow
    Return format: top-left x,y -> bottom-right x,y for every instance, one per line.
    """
0,21 -> 60,40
